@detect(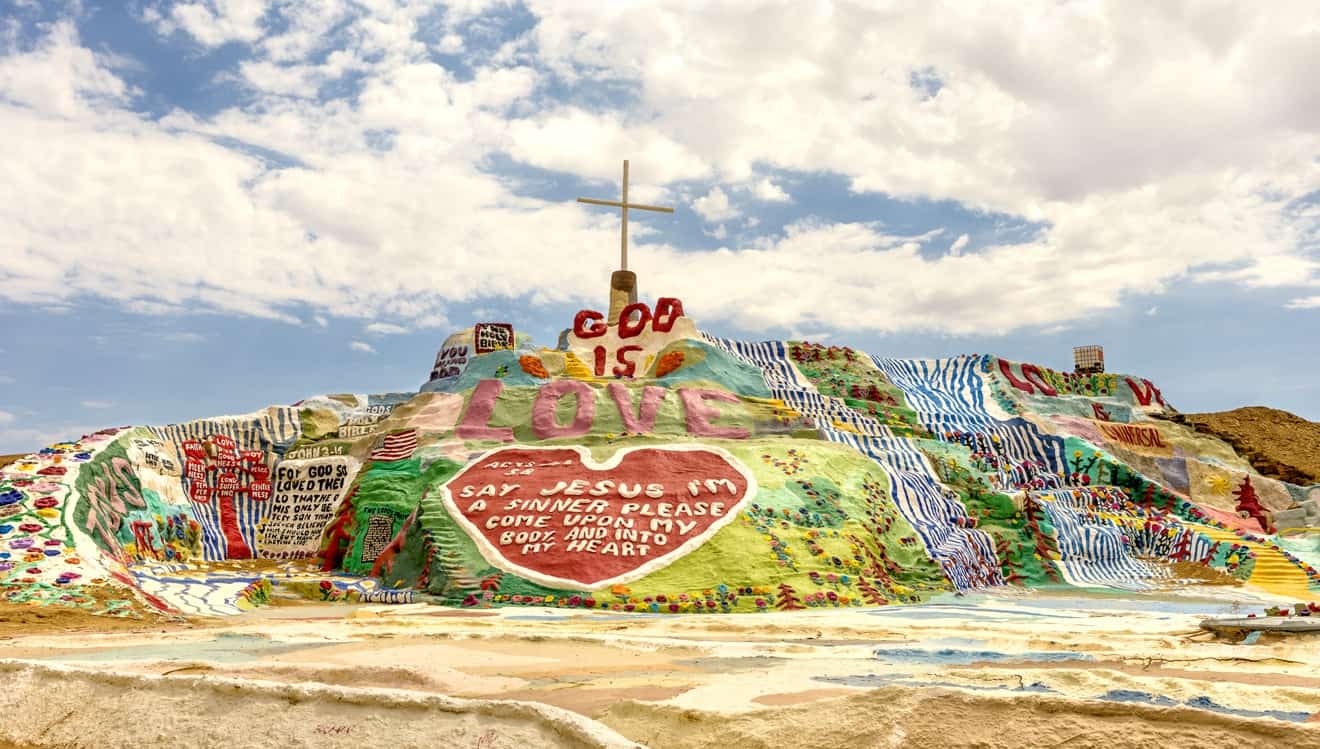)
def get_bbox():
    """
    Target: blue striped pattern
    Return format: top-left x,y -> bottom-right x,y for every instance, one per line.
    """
876,354 -> 1238,588
1129,522 -> 1219,567
151,407 -> 300,560
700,336 -> 813,388
827,431 -> 1003,589
872,356 -> 994,422
702,336 -> 1002,589
873,355 -> 1068,478
130,570 -> 258,616
1033,488 -> 1165,589
872,354 -> 1183,589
